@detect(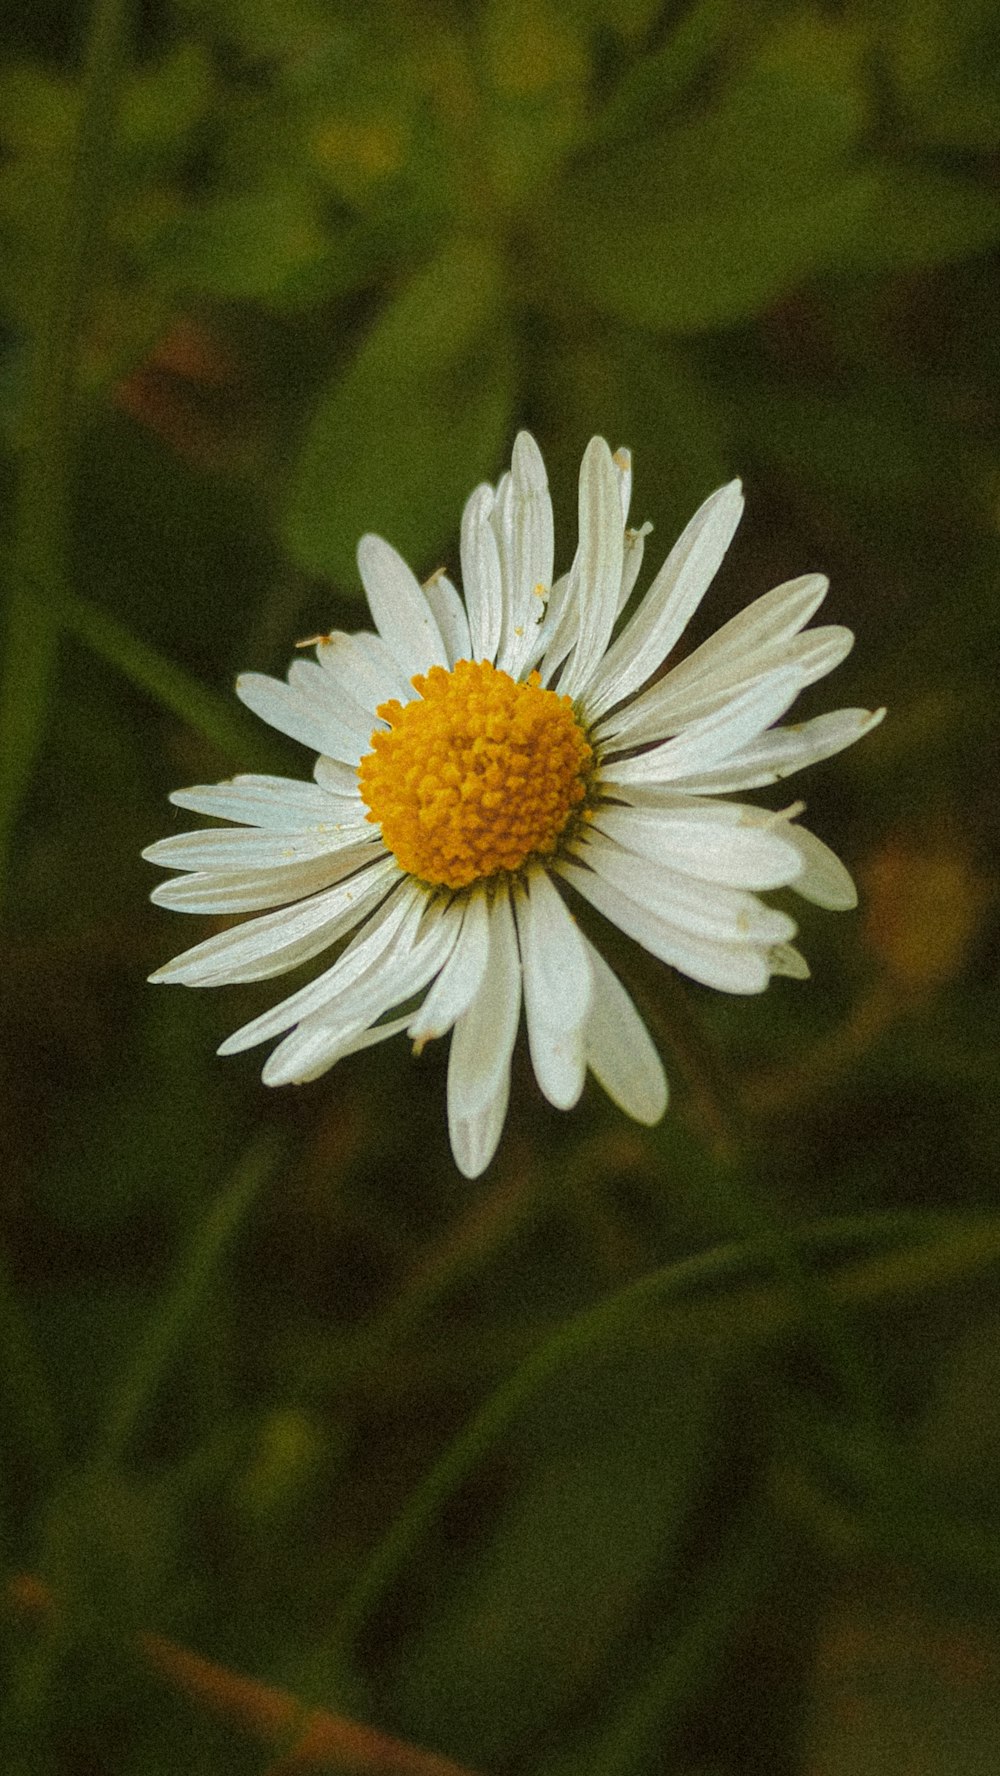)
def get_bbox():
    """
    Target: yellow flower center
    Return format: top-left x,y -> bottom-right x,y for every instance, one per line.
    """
358,660 -> 594,890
